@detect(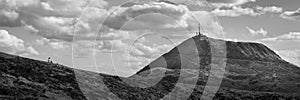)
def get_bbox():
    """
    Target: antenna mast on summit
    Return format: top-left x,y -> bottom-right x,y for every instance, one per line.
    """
198,23 -> 201,35
195,22 -> 204,36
